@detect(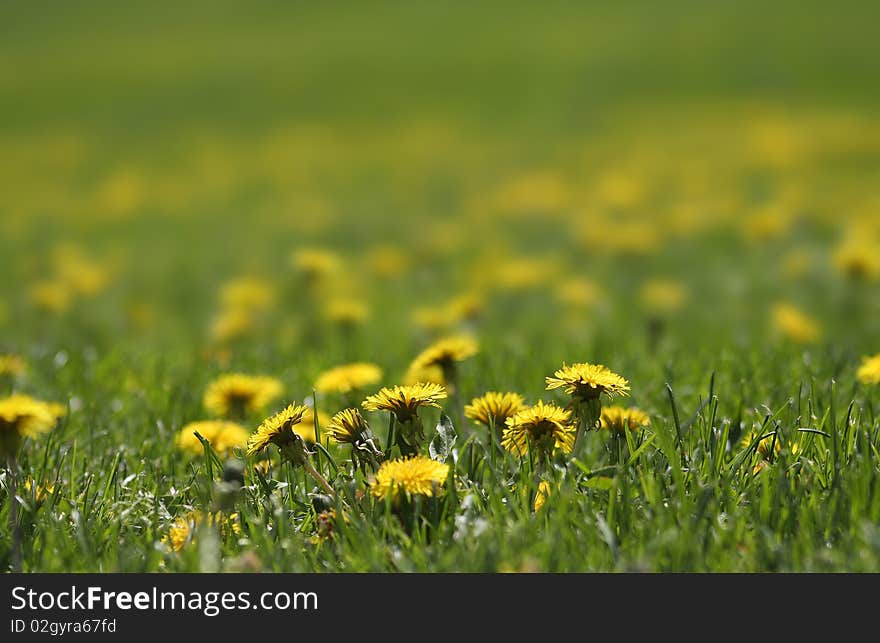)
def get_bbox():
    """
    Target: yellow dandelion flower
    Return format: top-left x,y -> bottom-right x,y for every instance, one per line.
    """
315,363 -> 383,395
162,511 -> 241,552
203,374 -> 283,418
325,408 -> 374,446
411,306 -> 455,334
465,392 -> 525,429
0,354 -> 27,377
29,280 -> 73,314
491,257 -> 558,290
832,239 -> 880,281
365,244 -> 410,279
554,278 -> 601,309
175,420 -> 249,458
323,299 -> 370,325
639,279 -> 688,315
533,480 -> 552,512
502,401 -> 576,456
290,247 -> 341,280
370,455 -> 449,501
362,383 -> 447,423
23,476 -> 56,503
546,363 -> 630,400
857,353 -> 880,385
246,403 -> 308,455
219,277 -> 275,312
296,407 -> 331,444
771,303 -> 821,344
408,335 -> 478,374
403,363 -> 446,386
600,406 -> 650,433
0,394 -> 62,439
209,307 -> 254,344
740,430 -> 780,460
